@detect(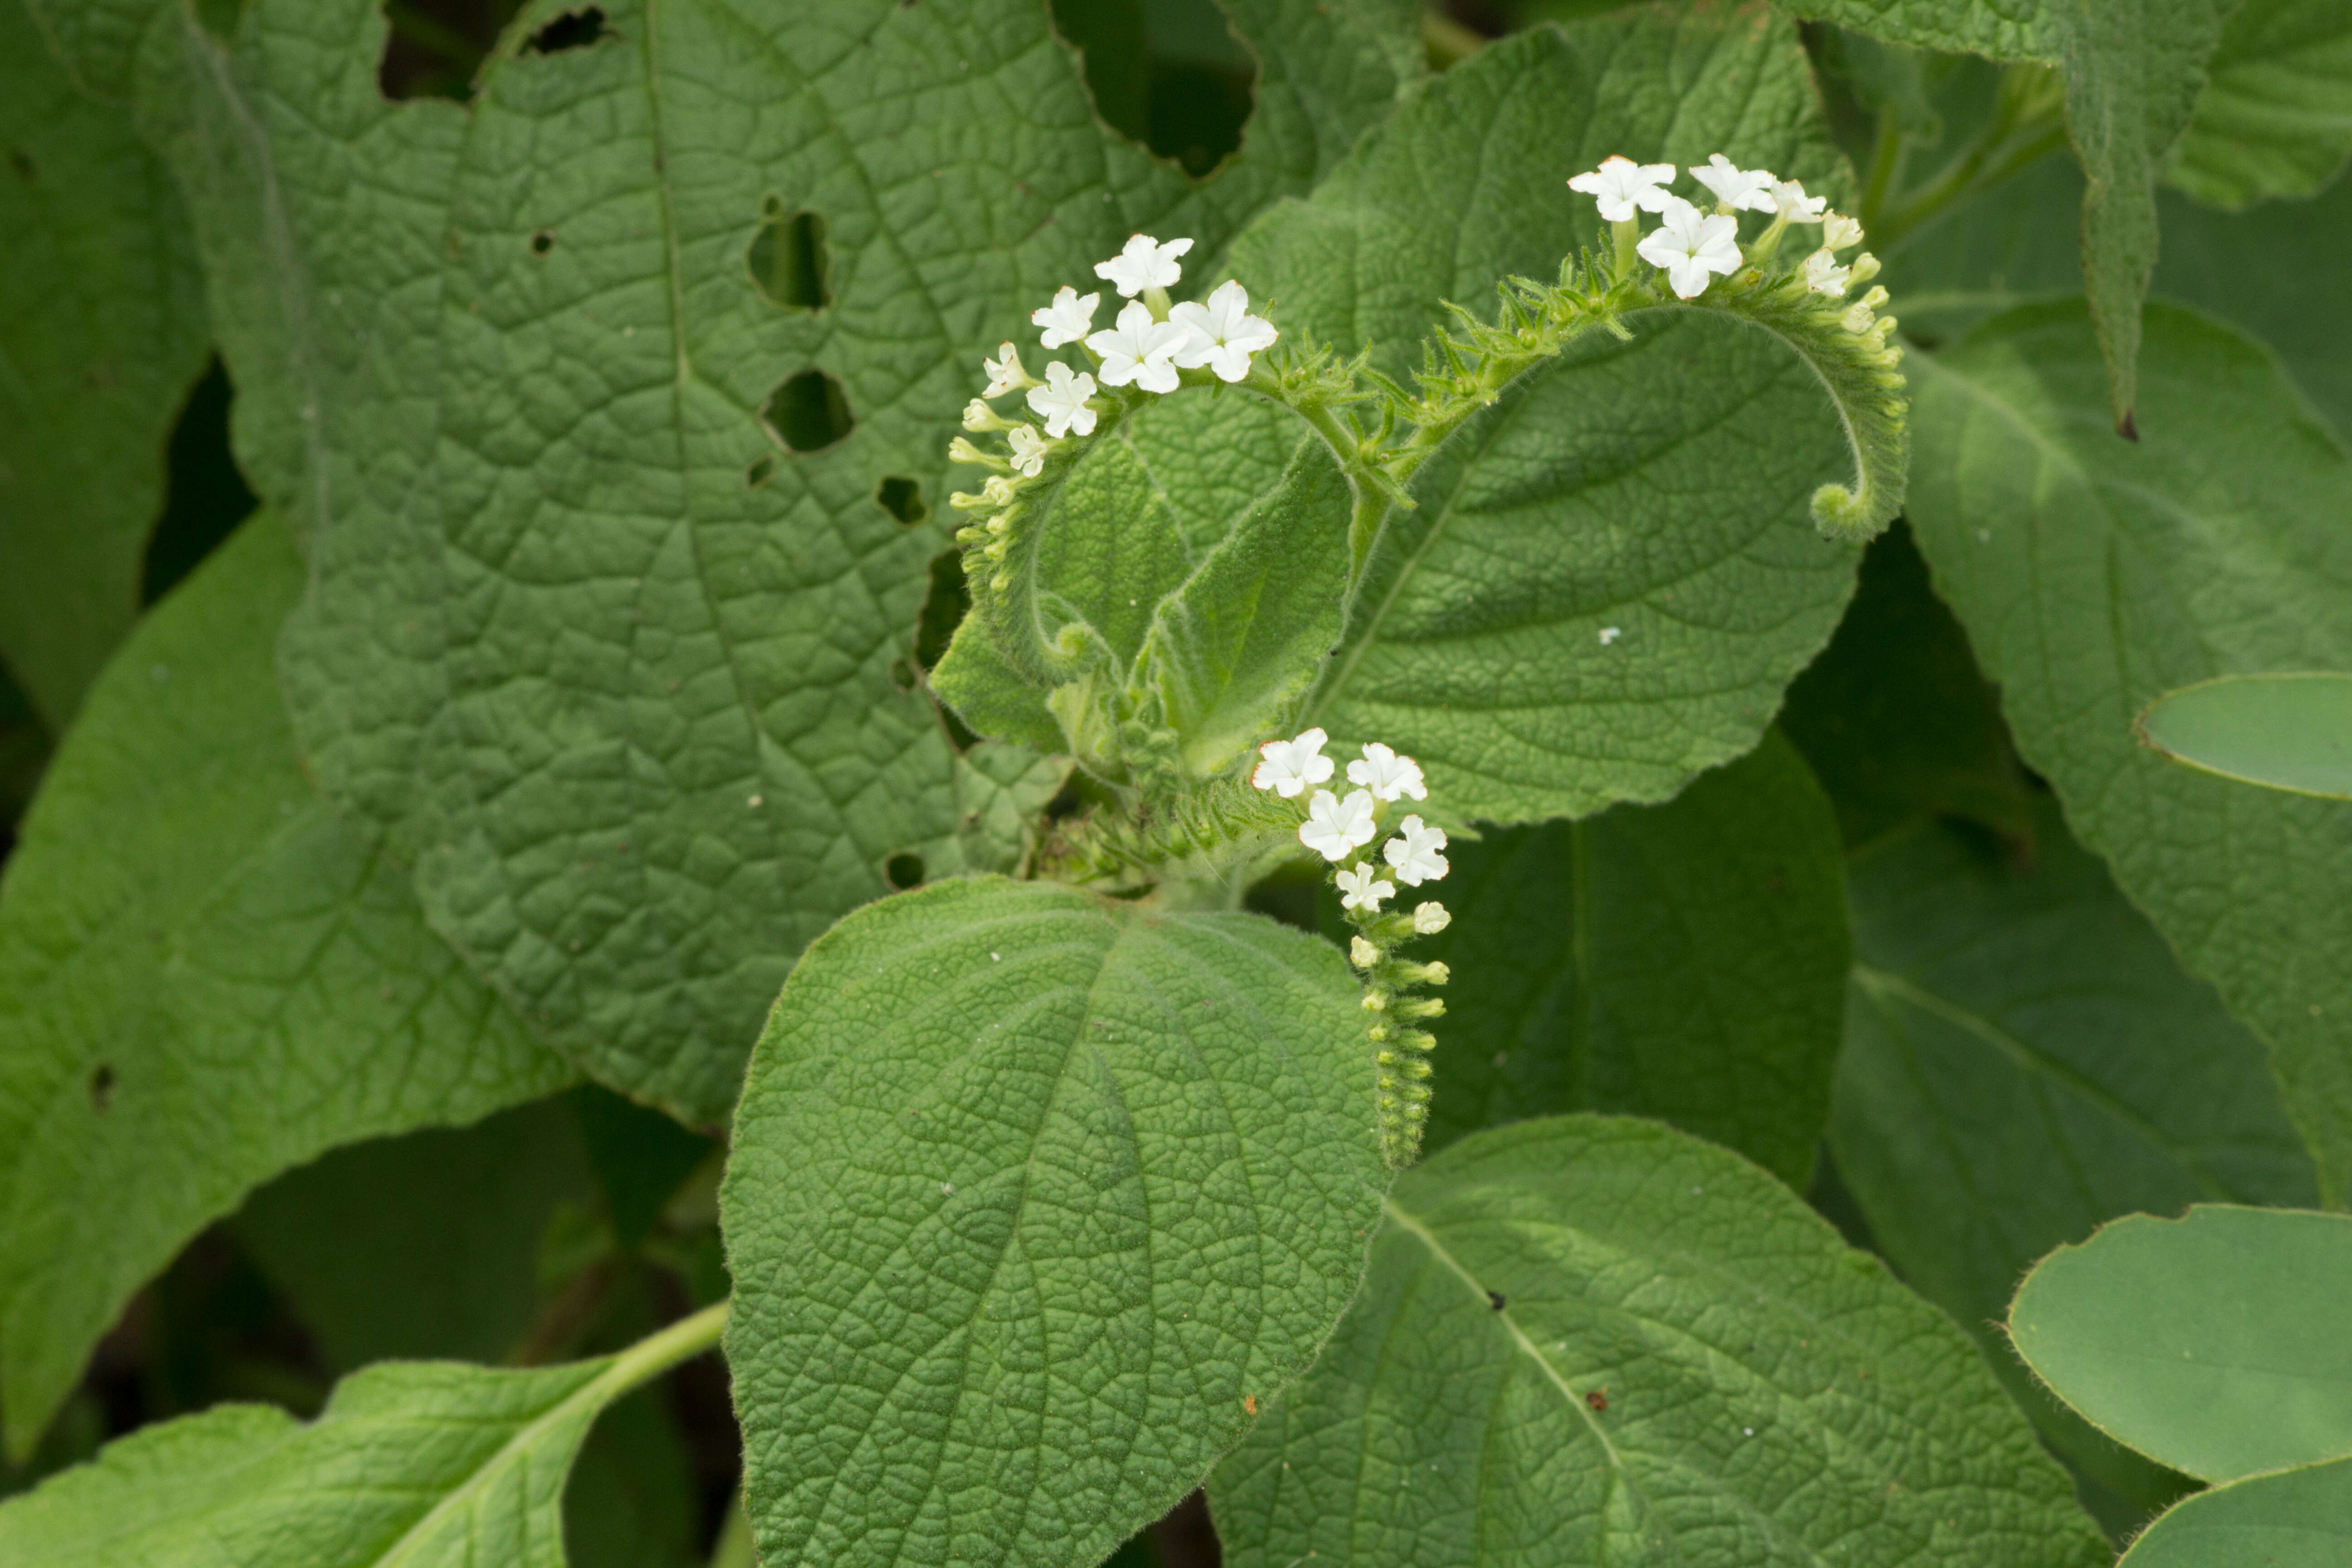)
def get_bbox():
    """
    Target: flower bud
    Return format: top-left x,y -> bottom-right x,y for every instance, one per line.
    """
1846,252 -> 1882,284
1412,901 -> 1451,935
1350,936 -> 1381,969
